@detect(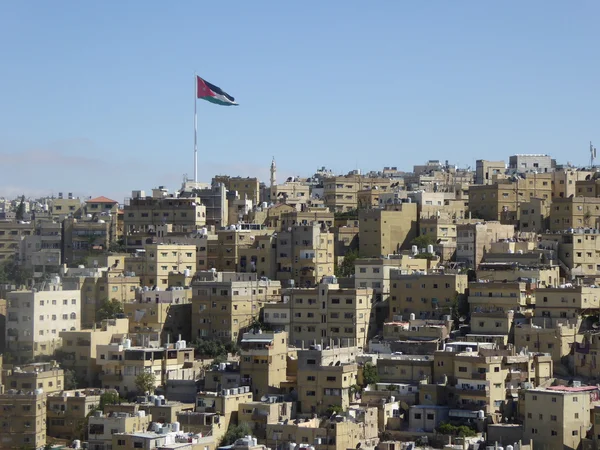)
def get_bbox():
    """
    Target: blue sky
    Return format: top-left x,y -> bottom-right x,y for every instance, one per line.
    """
1,1 -> 599,201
